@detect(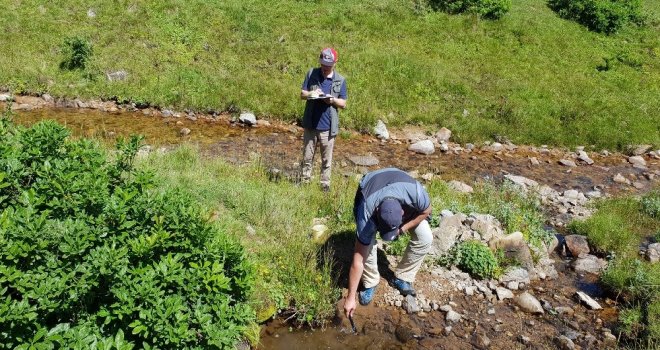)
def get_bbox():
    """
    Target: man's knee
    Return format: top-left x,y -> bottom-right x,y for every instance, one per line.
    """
413,220 -> 433,246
